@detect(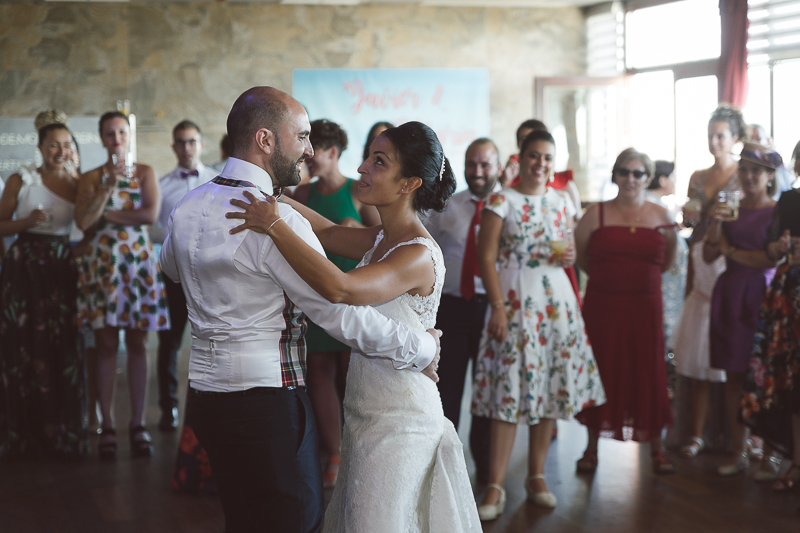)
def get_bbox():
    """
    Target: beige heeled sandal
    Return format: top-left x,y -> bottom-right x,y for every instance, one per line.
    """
525,474 -> 557,508
477,483 -> 507,521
